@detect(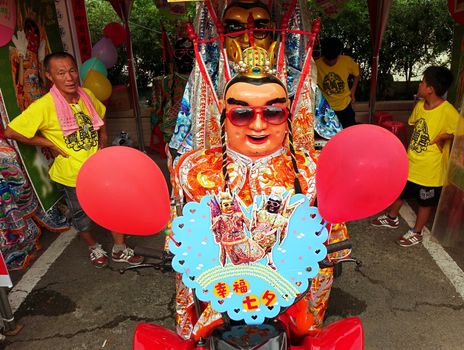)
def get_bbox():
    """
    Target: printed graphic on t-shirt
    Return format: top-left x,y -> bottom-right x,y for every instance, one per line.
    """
409,118 -> 429,153
64,105 -> 98,151
322,72 -> 344,95
419,188 -> 435,200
